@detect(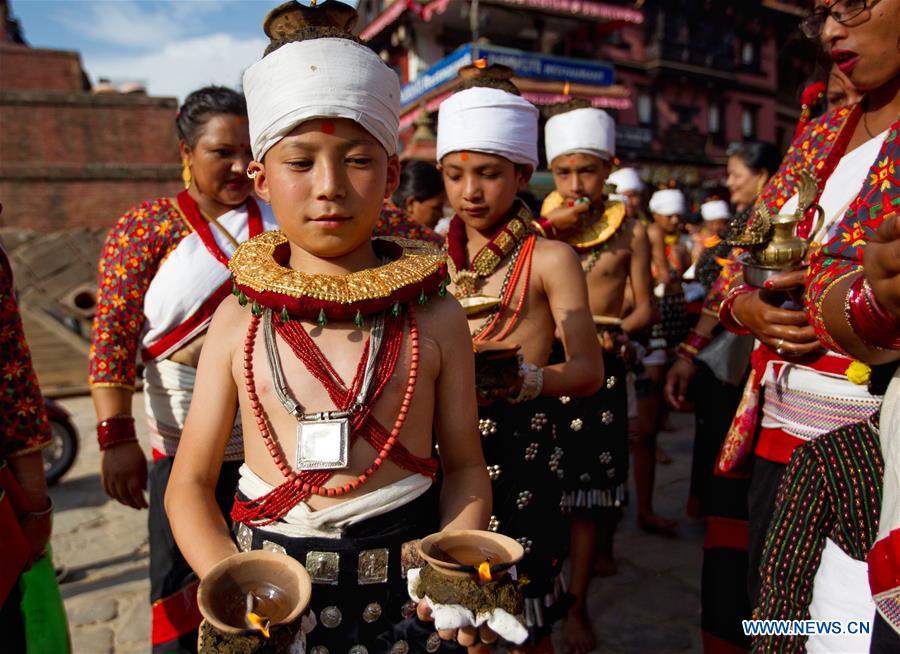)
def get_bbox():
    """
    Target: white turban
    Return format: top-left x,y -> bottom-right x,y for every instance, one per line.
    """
243,38 -> 400,160
436,87 -> 539,167
608,167 -> 644,194
544,107 -> 615,165
701,200 -> 730,222
649,189 -> 686,216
